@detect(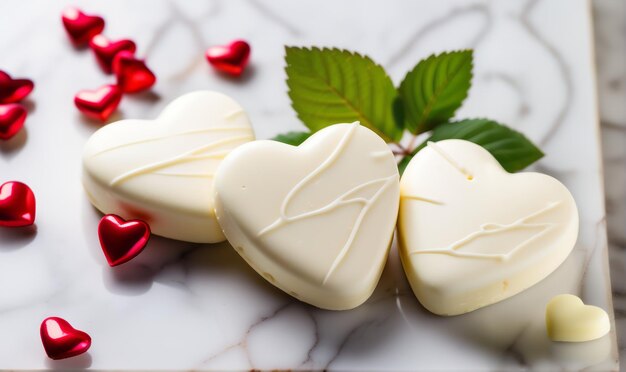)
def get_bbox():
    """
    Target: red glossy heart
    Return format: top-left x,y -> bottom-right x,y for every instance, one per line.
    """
98,214 -> 150,267
0,71 -> 34,104
89,35 -> 137,73
0,104 -> 27,140
0,181 -> 36,227
205,40 -> 251,77
61,7 -> 105,46
113,51 -> 156,93
74,84 -> 122,121
40,317 -> 91,360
